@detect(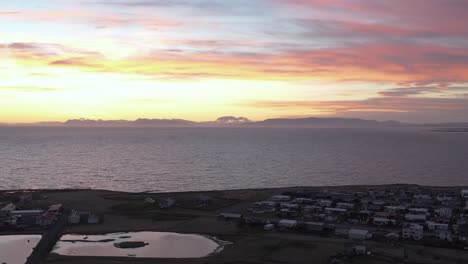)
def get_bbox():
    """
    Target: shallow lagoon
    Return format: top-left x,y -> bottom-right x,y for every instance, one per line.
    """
0,235 -> 42,264
52,231 -> 225,258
